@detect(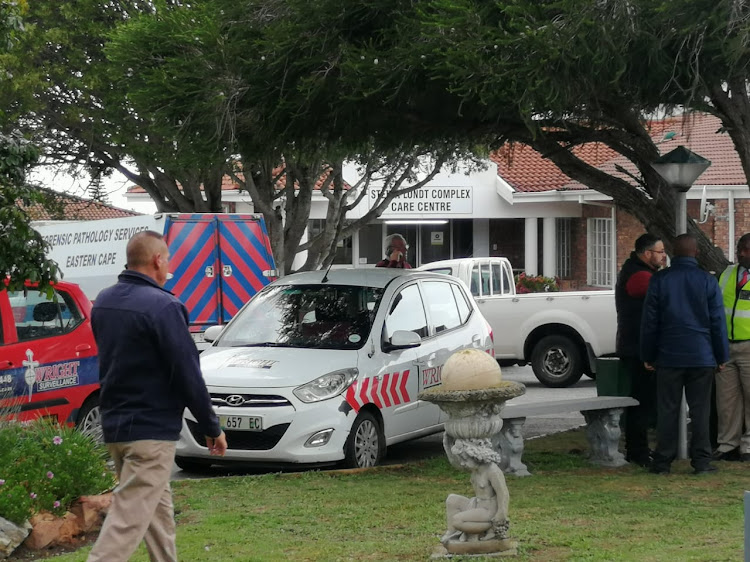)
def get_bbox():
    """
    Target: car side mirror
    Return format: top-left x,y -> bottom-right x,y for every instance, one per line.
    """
203,325 -> 223,343
384,330 -> 422,352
